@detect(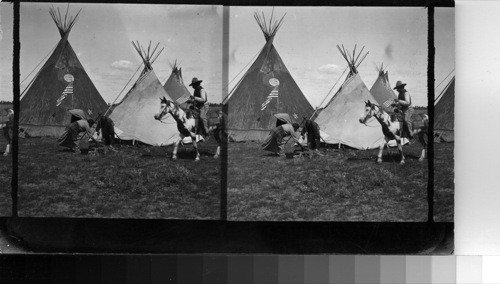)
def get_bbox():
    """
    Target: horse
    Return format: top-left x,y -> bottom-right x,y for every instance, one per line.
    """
359,100 -> 428,164
154,97 -> 201,161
